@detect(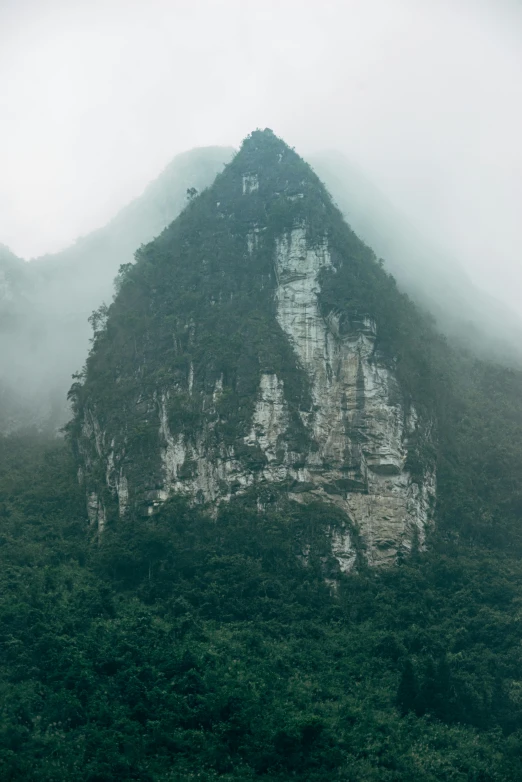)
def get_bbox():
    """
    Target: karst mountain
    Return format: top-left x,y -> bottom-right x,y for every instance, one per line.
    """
68,129 -> 522,571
